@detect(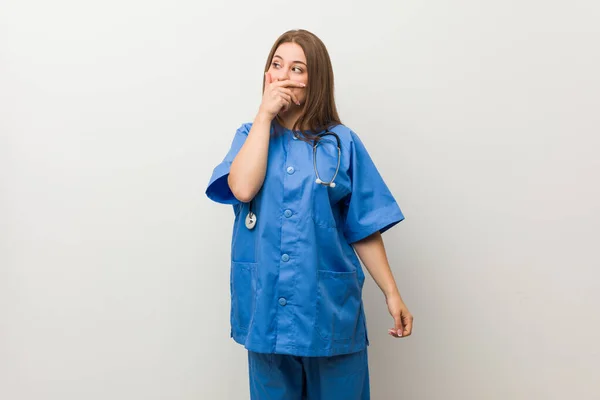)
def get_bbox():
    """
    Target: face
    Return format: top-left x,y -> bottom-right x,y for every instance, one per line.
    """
267,42 -> 308,106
